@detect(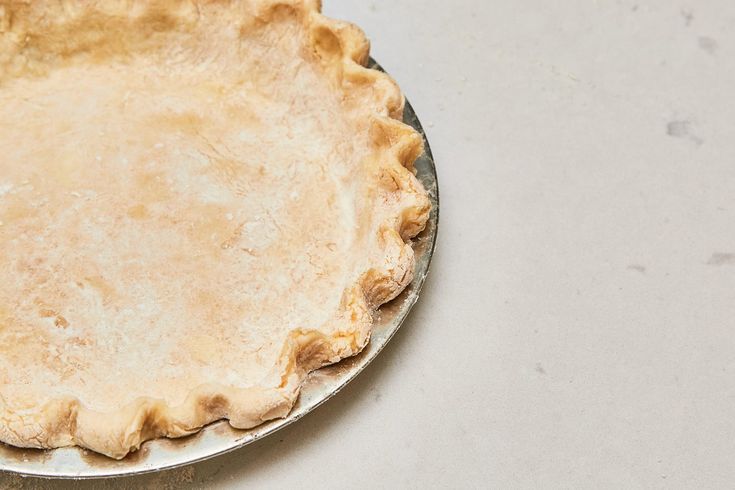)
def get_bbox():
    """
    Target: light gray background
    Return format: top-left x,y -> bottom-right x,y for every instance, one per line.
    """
3,0 -> 735,488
